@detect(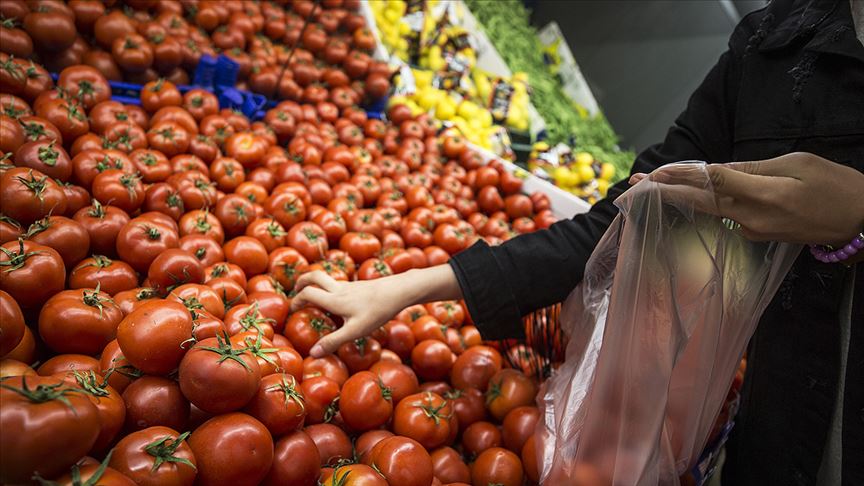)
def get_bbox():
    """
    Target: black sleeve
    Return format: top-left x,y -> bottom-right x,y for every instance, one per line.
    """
450,29 -> 750,340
